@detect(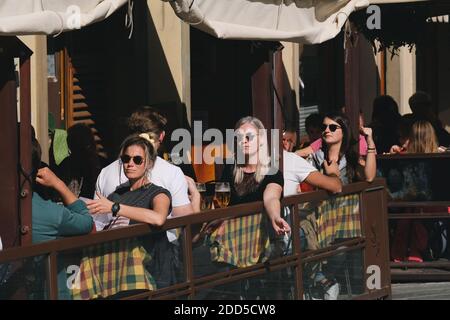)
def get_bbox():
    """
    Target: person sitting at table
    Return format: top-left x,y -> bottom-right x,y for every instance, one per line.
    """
369,95 -> 402,154
296,110 -> 369,161
87,134 -> 171,228
389,120 -> 442,263
76,135 -> 175,298
282,127 -> 298,152
299,113 -> 324,149
54,123 -> 104,199
201,116 -> 290,299
95,106 -> 200,224
306,112 -> 377,299
31,138 -> 94,299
